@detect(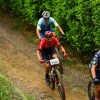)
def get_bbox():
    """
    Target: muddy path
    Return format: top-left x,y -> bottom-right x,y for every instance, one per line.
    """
0,13 -> 90,100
